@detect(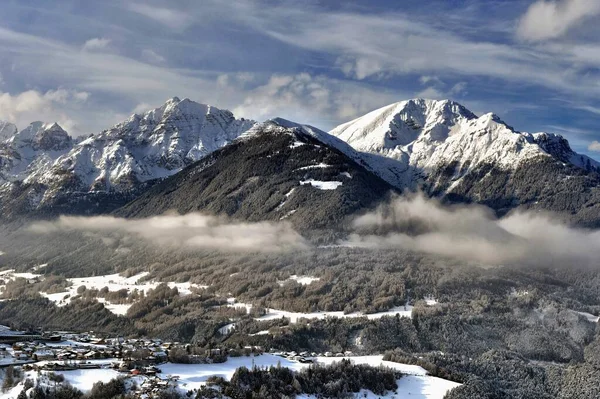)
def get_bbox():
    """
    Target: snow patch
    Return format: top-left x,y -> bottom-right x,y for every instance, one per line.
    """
575,311 -> 599,323
300,179 -> 343,190
297,163 -> 330,170
249,330 -> 271,336
218,323 -> 237,335
280,209 -> 297,220
287,275 -> 320,285
276,188 -> 296,211
424,295 -> 438,306
228,299 -> 413,323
